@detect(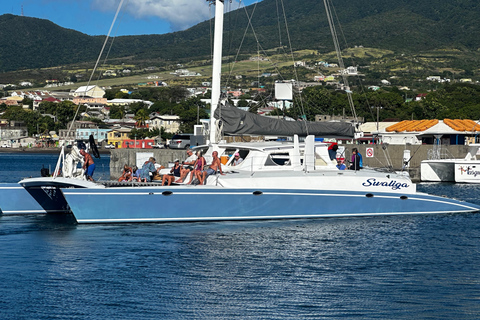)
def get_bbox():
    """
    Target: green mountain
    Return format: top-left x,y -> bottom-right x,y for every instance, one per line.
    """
1,0 -> 479,73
